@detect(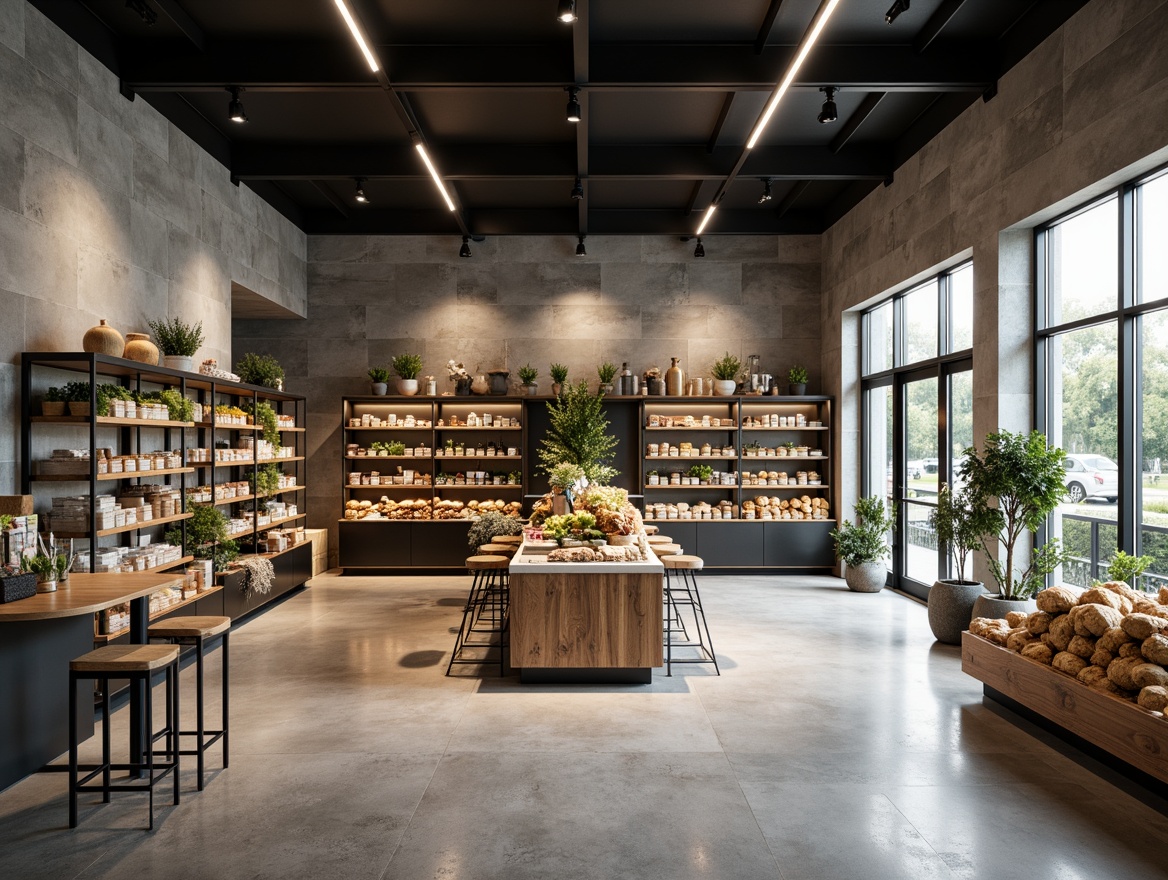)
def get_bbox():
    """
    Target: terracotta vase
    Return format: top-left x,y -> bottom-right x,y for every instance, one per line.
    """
665,358 -> 685,396
83,319 -> 124,357
122,332 -> 160,365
